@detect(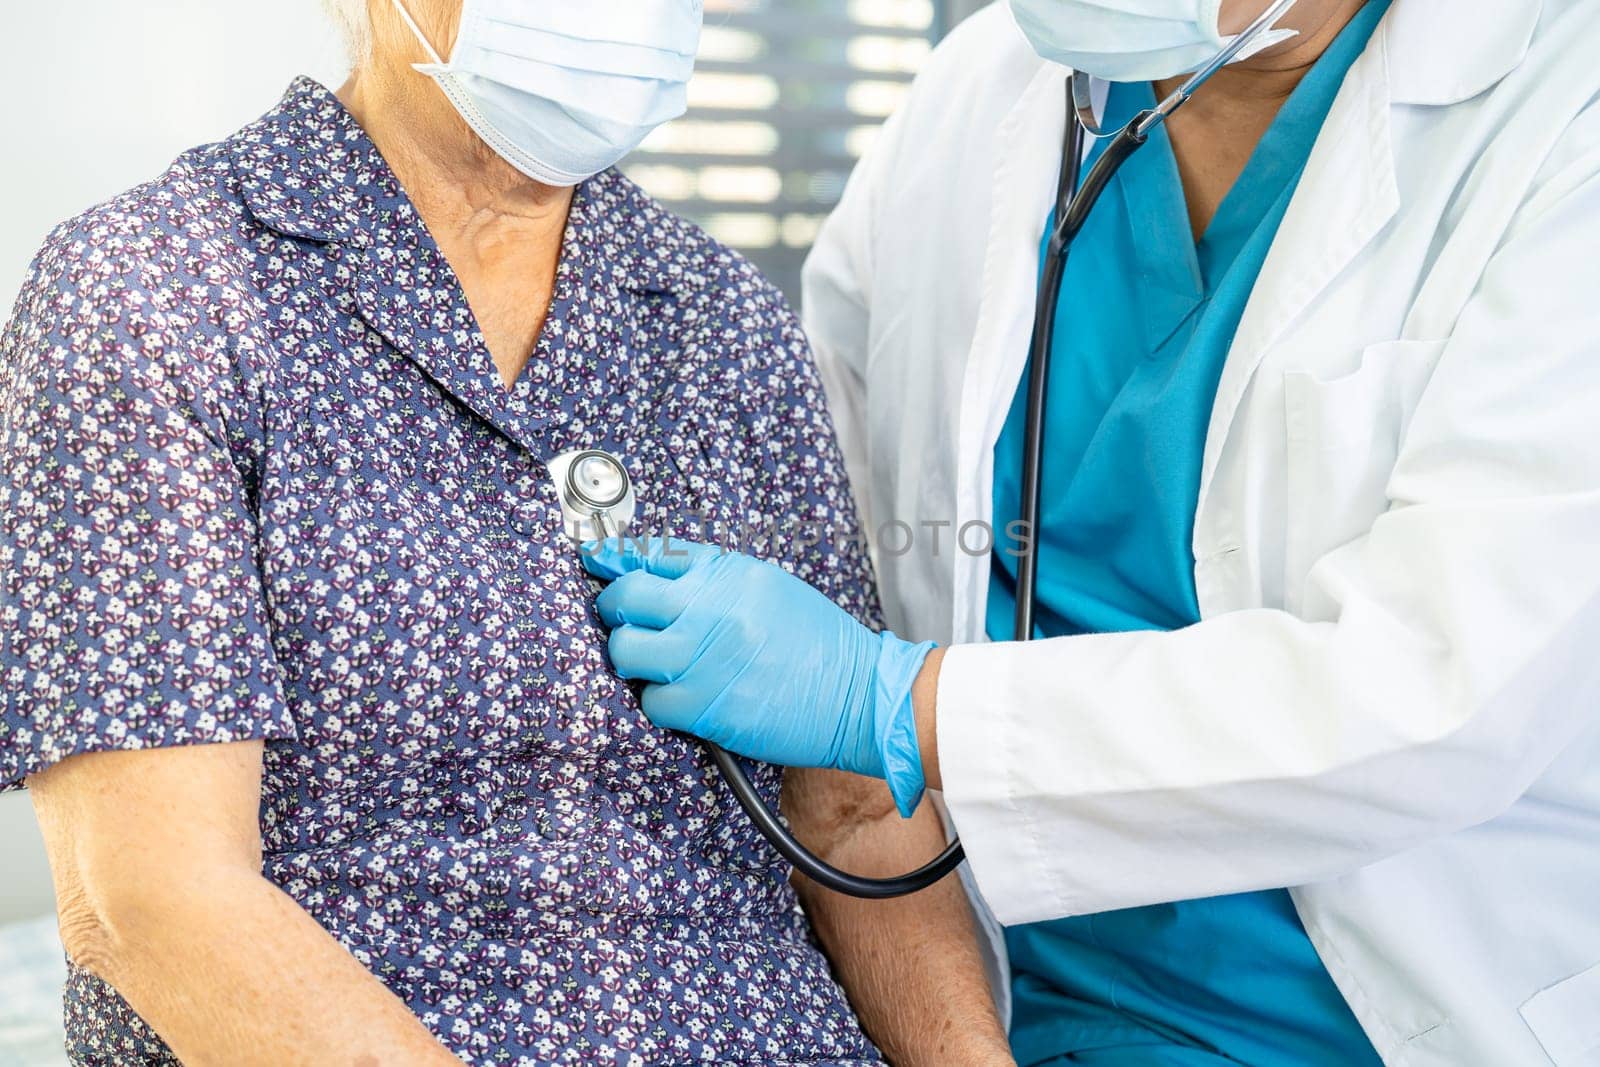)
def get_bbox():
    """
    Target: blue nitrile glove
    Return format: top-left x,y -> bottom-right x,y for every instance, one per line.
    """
583,538 -> 935,817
